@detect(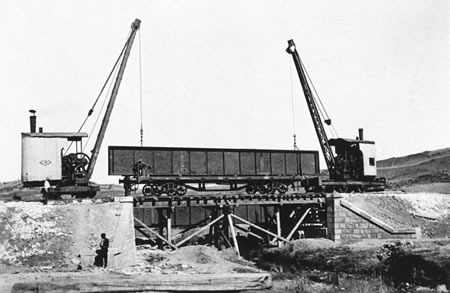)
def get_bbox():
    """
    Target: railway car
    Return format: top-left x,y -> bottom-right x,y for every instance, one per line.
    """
108,146 -> 320,196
